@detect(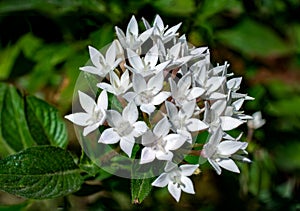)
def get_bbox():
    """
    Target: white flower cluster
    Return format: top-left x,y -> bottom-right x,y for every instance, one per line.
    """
65,15 -> 257,202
